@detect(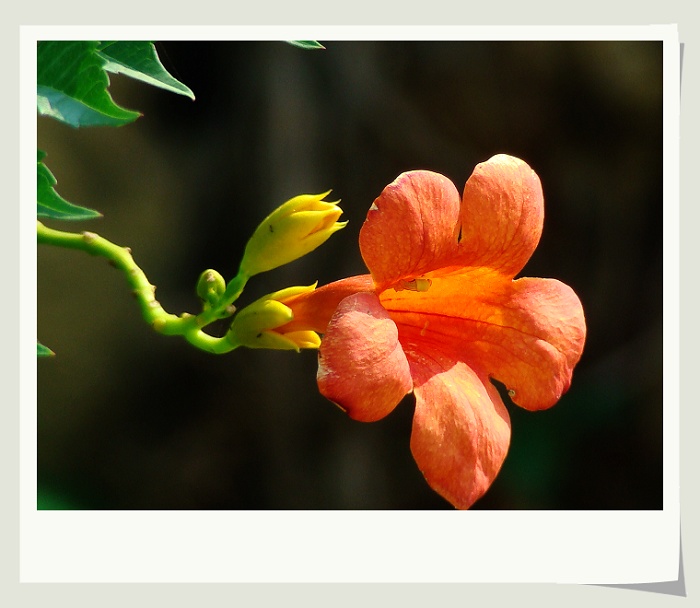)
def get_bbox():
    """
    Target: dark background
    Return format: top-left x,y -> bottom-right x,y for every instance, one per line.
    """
37,40 -> 664,510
